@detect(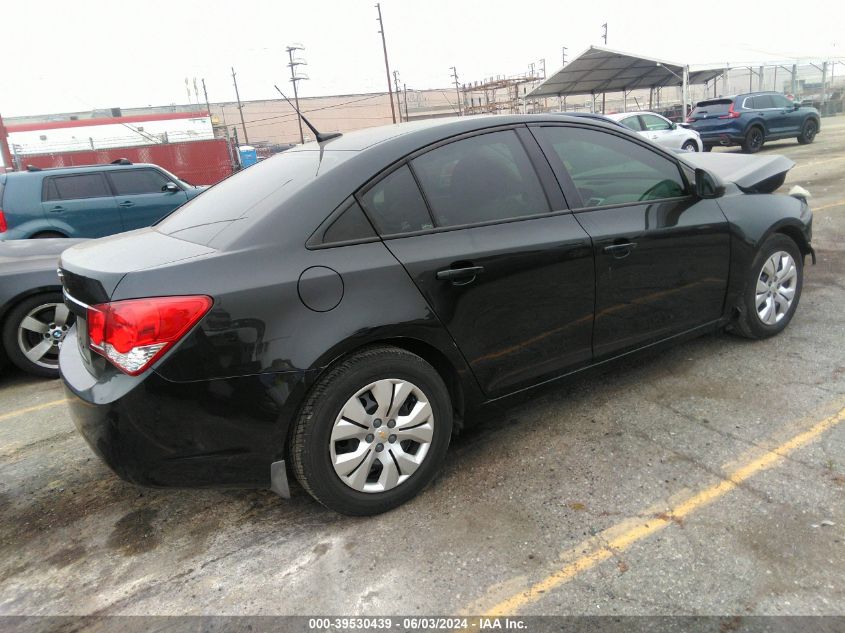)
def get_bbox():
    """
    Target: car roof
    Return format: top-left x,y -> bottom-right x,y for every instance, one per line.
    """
4,162 -> 162,179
